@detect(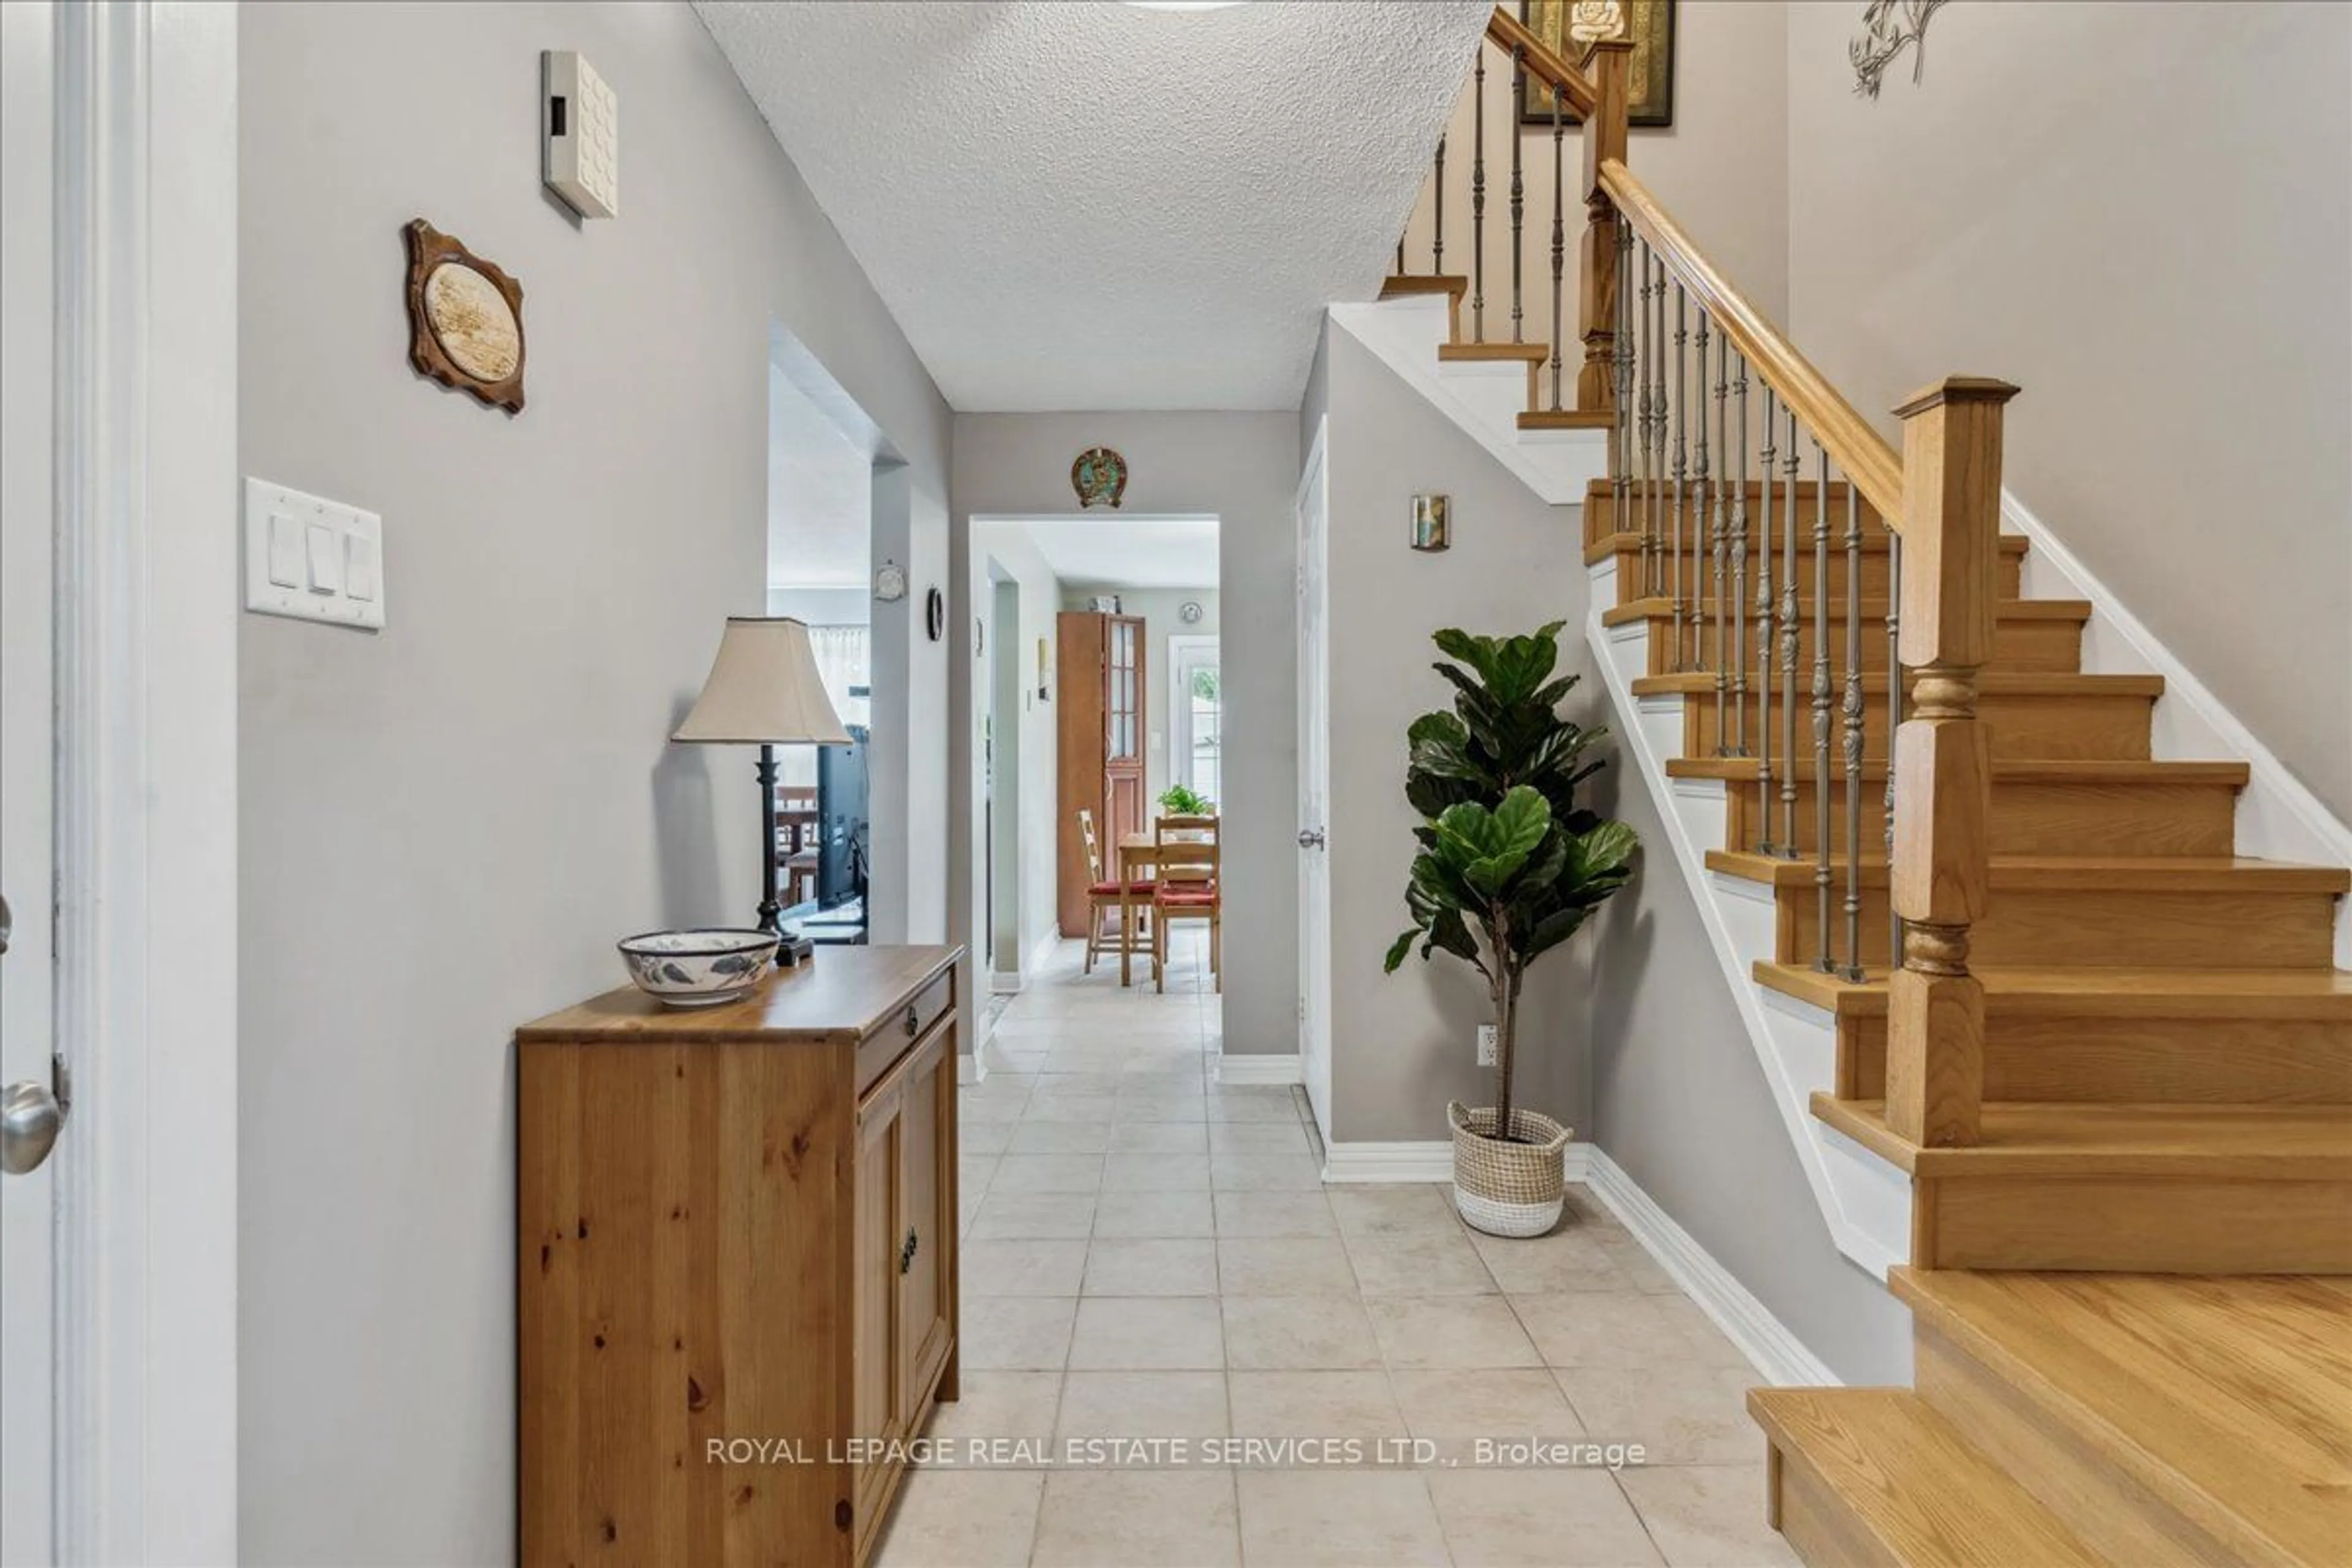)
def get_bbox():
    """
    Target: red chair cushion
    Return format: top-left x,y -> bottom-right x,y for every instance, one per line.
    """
1155,886 -> 1219,907
1088,880 -> 1152,897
